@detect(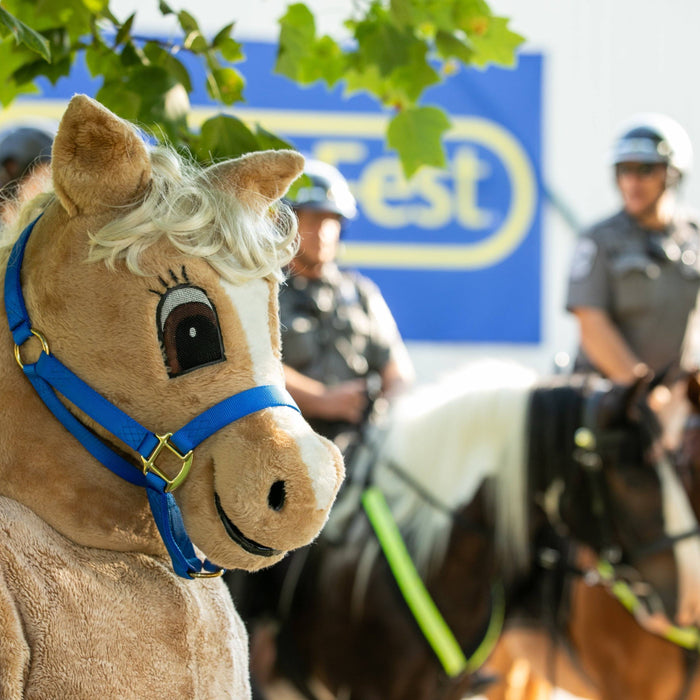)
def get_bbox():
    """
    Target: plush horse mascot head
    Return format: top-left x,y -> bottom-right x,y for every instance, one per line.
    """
0,95 -> 344,698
